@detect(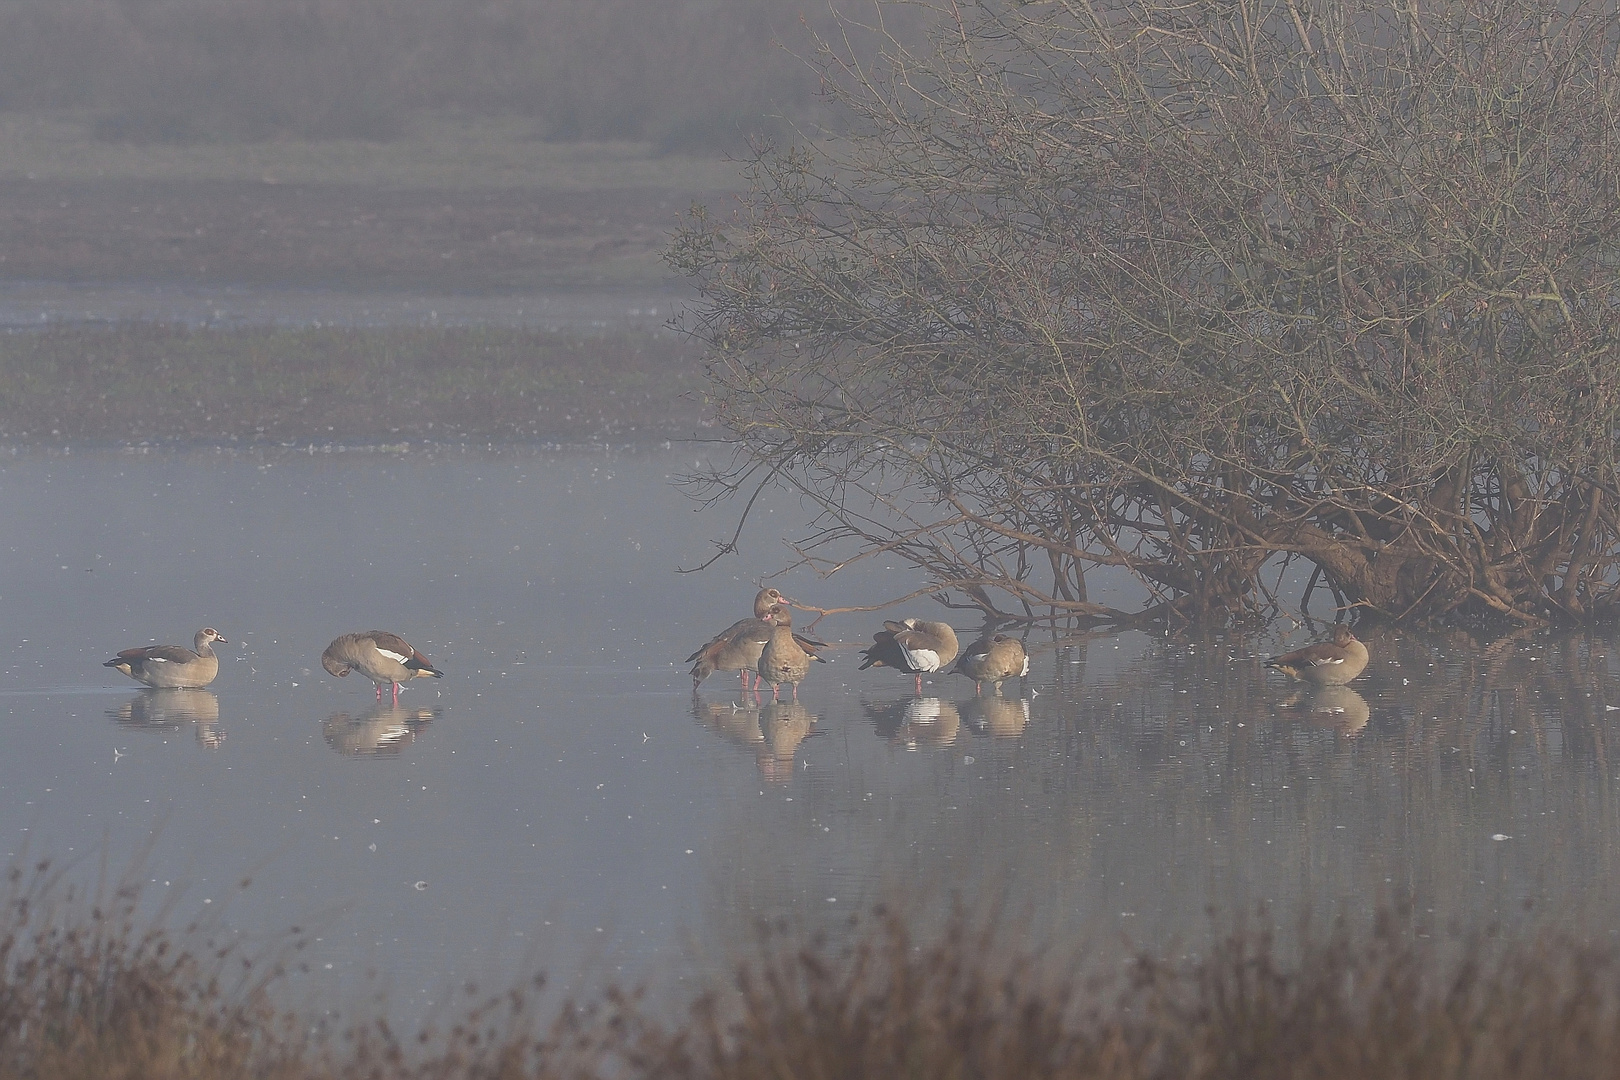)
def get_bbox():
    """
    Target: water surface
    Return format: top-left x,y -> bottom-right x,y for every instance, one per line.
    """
2,447 -> 1618,1019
